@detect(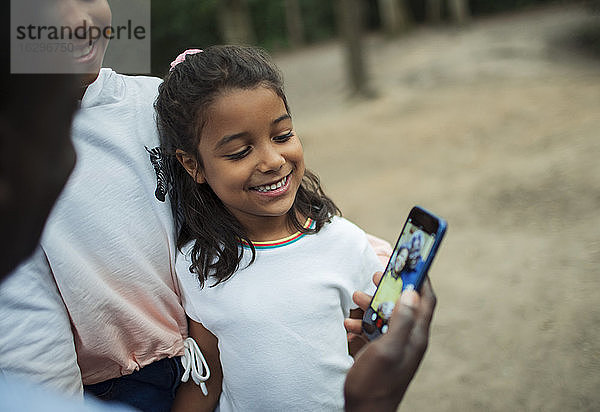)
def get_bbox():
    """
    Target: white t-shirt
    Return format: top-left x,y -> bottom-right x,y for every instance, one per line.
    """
176,216 -> 383,412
